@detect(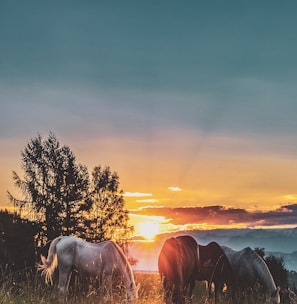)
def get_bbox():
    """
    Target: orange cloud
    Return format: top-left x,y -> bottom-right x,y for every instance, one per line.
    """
131,204 -> 297,229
